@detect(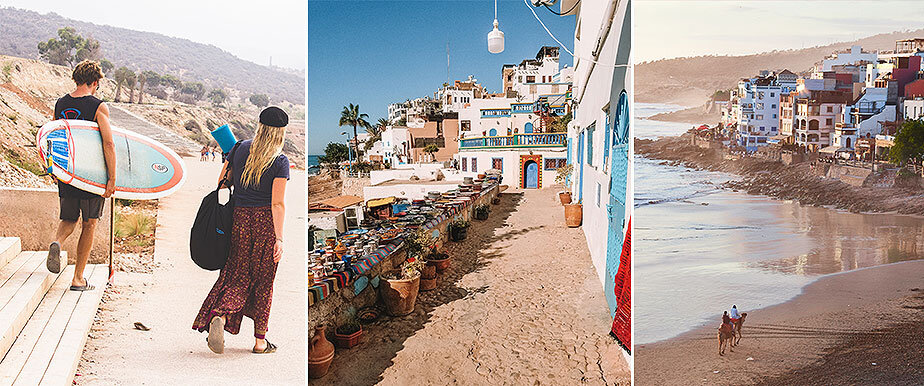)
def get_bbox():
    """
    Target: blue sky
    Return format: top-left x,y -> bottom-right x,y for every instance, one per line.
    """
307,0 -> 575,154
636,1 -> 924,63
